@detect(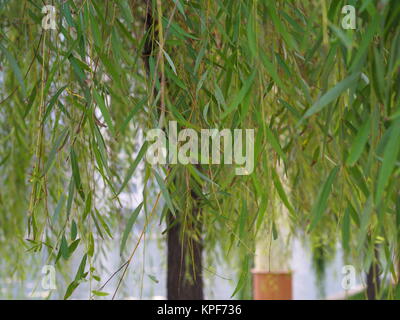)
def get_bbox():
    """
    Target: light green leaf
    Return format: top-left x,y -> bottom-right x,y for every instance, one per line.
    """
118,142 -> 148,195
271,168 -> 295,218
221,71 -> 257,119
303,73 -> 360,119
375,119 -> 400,204
93,89 -> 115,135
153,169 -> 176,217
309,166 -> 340,231
43,128 -> 69,176
88,233 -> 94,257
0,43 -> 26,94
346,116 -> 371,166
120,202 -> 143,254
92,290 -> 109,297
43,85 -> 68,122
